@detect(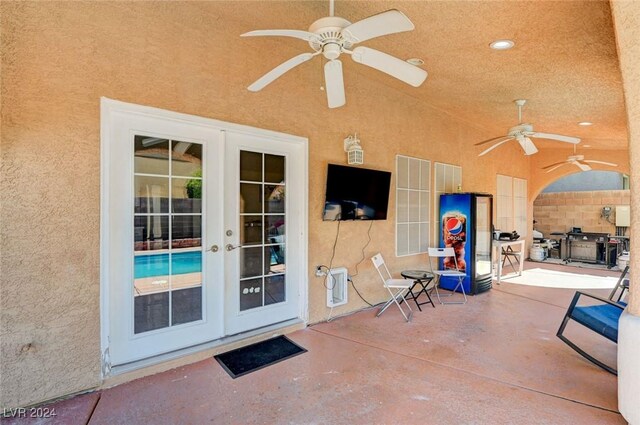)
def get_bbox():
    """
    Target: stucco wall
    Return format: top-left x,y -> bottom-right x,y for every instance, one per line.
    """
533,190 -> 630,237
0,1 -> 533,408
611,1 -> 640,318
